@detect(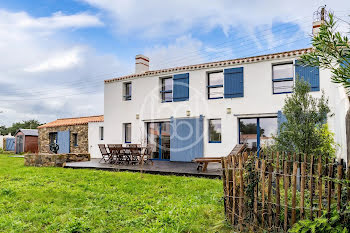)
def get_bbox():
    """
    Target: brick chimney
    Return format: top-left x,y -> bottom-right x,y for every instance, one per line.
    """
312,6 -> 326,36
135,54 -> 149,74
